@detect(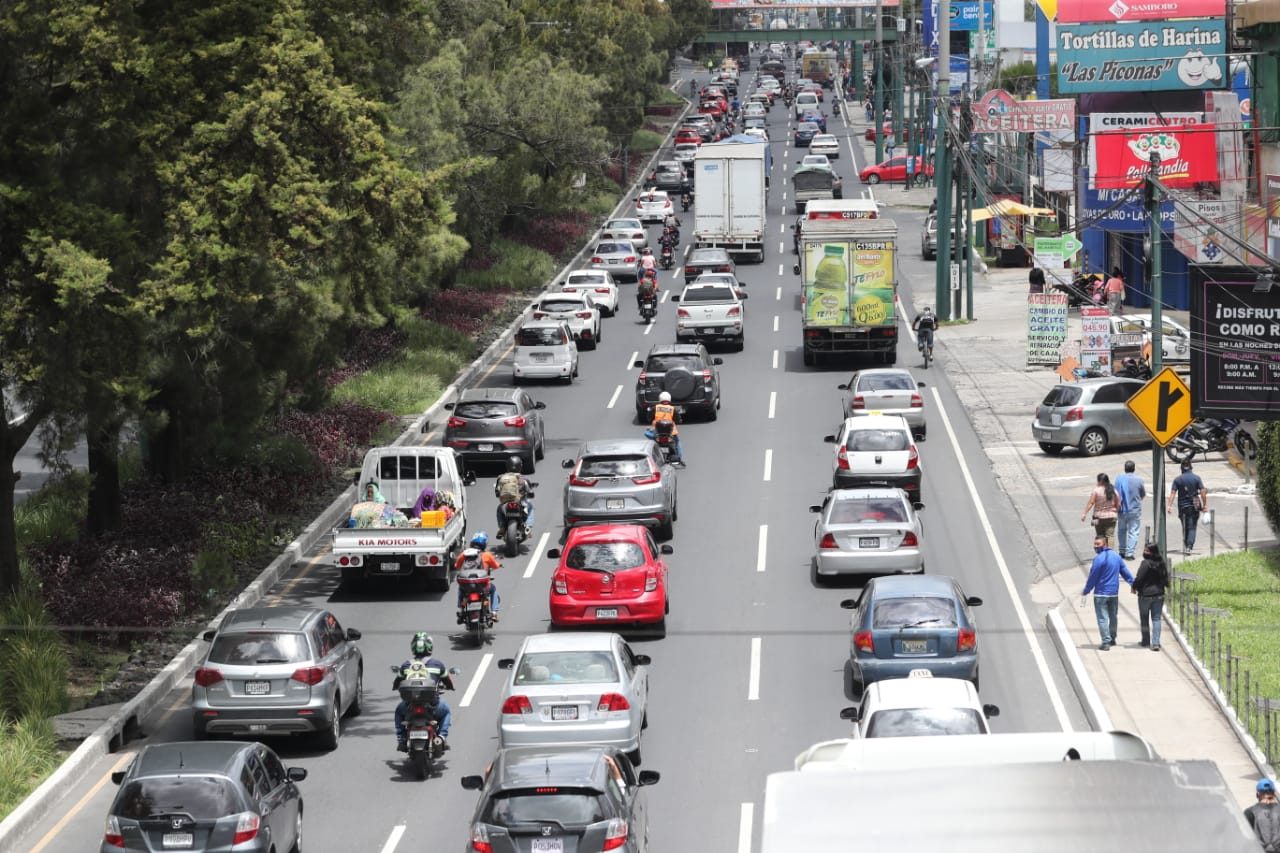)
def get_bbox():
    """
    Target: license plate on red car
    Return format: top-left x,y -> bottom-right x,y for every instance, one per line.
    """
595,608 -> 619,619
